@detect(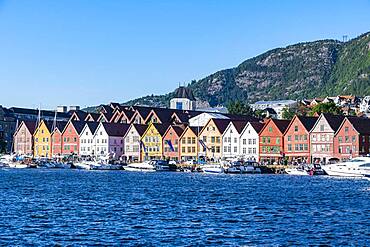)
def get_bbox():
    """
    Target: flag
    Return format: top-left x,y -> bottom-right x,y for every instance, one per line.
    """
199,140 -> 208,152
165,140 -> 175,152
139,140 -> 147,153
